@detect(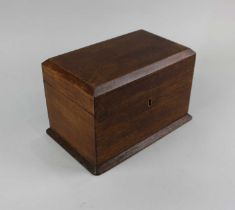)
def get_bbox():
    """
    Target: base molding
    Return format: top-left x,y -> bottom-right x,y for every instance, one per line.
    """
46,114 -> 192,175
